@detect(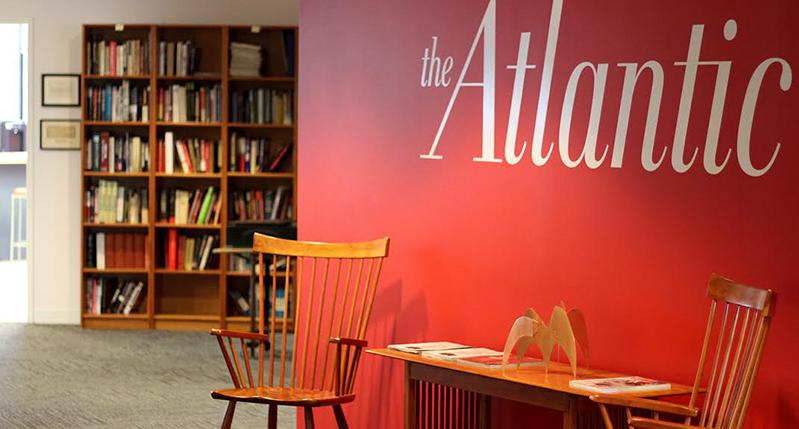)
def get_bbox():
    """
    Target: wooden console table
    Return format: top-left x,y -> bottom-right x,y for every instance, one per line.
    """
367,349 -> 696,429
